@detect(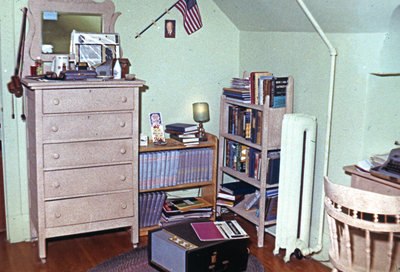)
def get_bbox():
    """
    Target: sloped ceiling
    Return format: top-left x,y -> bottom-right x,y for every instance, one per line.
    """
212,0 -> 400,33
